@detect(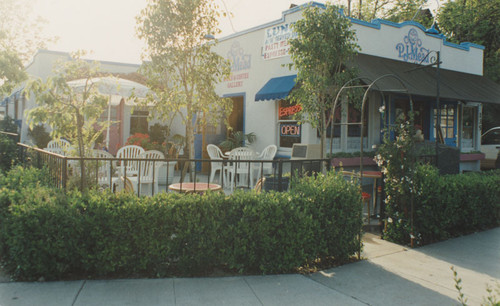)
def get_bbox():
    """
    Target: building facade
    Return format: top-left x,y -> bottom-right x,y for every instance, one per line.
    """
210,2 -> 500,171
